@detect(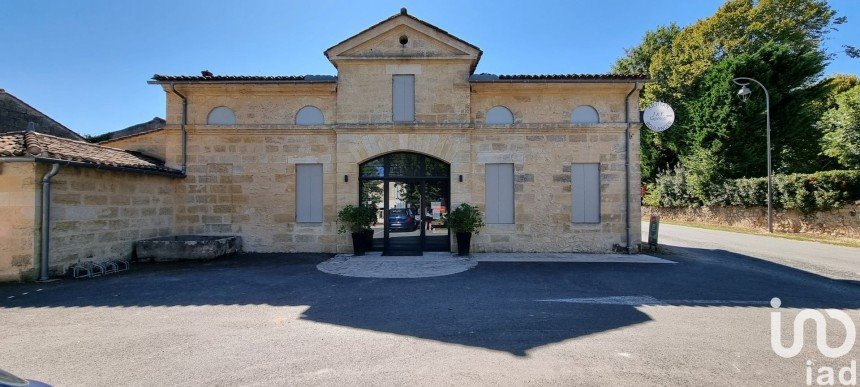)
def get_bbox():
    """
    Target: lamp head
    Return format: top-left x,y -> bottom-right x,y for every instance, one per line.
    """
737,84 -> 752,101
